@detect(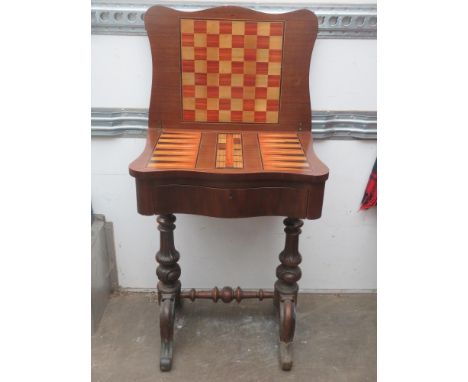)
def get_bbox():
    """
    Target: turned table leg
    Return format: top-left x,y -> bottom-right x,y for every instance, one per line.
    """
274,217 -> 303,371
155,214 -> 181,371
